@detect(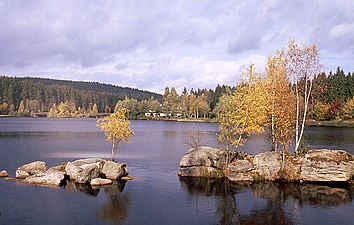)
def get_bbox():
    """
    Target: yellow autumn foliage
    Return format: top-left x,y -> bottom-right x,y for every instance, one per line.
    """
97,108 -> 134,161
217,64 -> 268,152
